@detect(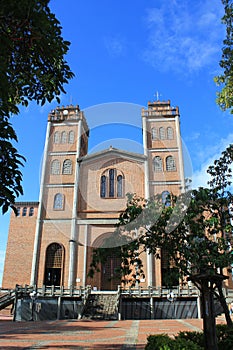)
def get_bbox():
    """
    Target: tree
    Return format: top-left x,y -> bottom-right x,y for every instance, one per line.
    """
215,0 -> 233,114
89,145 -> 233,349
0,0 -> 74,213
